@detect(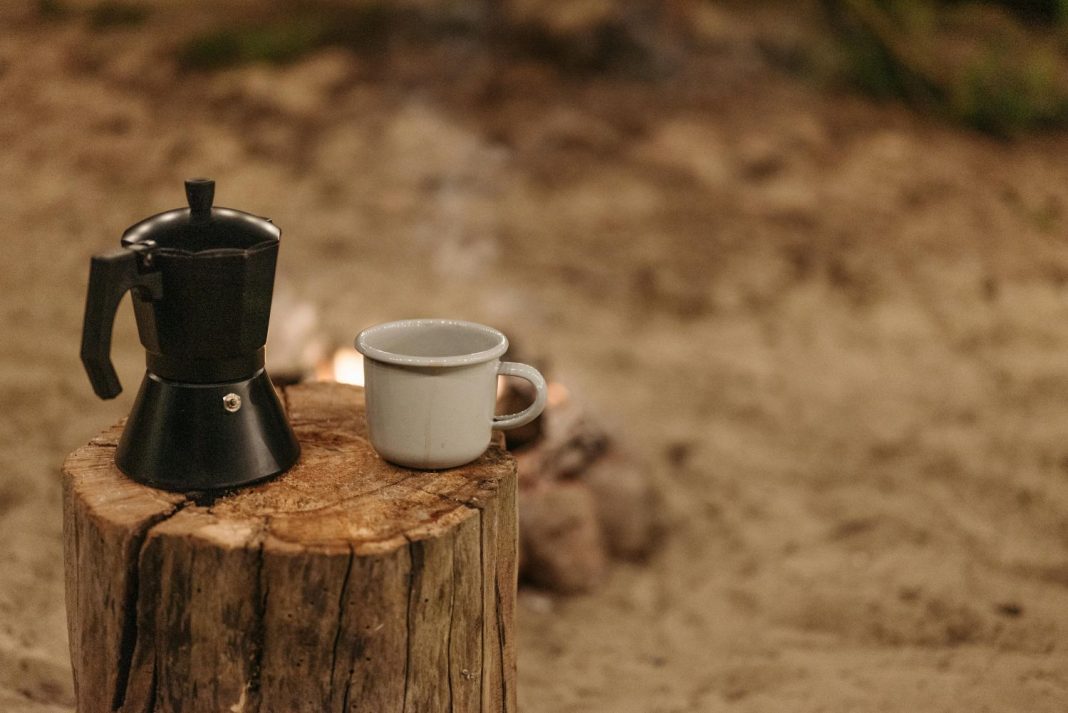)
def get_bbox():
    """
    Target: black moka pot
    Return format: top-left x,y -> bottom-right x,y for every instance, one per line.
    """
80,179 -> 300,491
